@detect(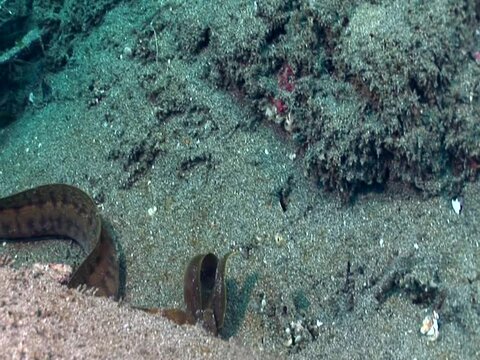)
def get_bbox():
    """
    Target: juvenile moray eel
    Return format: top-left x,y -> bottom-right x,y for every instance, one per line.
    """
0,184 -> 120,299
138,252 -> 232,336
